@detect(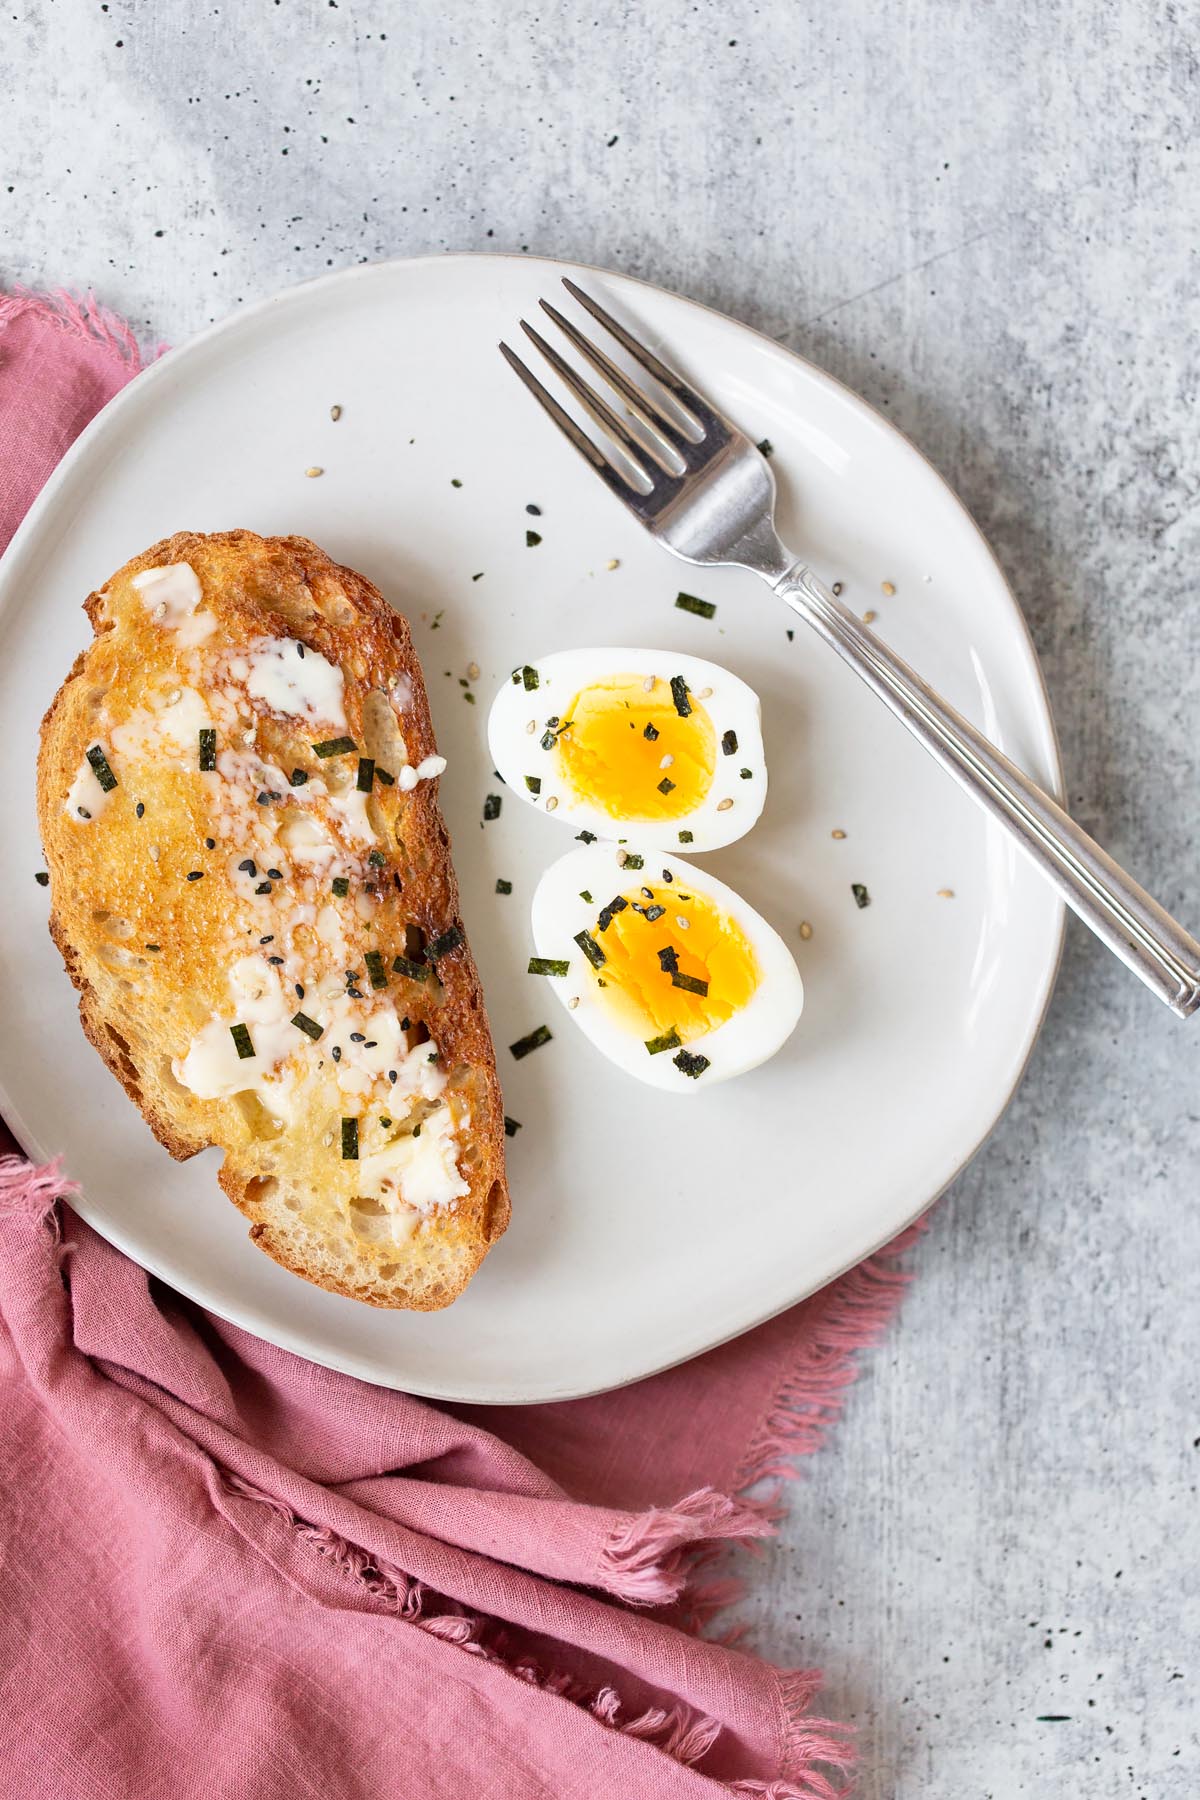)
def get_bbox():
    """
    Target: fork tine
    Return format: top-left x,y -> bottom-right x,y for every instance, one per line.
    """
518,319 -> 680,479
537,298 -> 694,454
561,278 -> 722,426
498,341 -> 644,500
